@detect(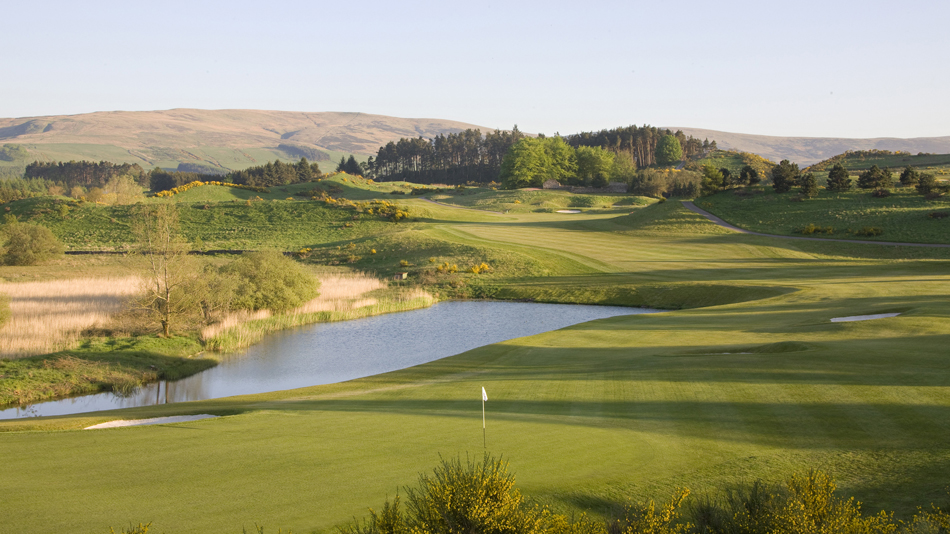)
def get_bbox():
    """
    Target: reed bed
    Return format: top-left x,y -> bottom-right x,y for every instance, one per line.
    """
0,276 -> 141,358
202,272 -> 435,352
